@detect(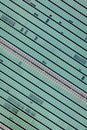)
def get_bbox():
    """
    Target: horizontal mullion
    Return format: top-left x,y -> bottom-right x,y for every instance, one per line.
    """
1,50 -> 87,114
1,21 -> 86,82
60,0 -> 87,17
0,75 -> 82,130
74,0 -> 87,9
1,51 -> 87,114
8,0 -> 87,52
0,84 -> 67,130
0,94 -> 52,130
0,104 -> 40,130
1,29 -> 87,94
59,0 -> 87,20
0,28 -> 85,95
1,54 -> 87,123
0,107 -> 28,130
1,5 -> 87,62
35,0 -> 87,34
23,0 -> 87,43
1,64 -> 85,129
0,37 -> 87,106
1,1 -> 87,56
1,10 -> 87,73
12,0 -> 87,49
48,0 -> 87,26
0,70 -> 86,127
1,22 -> 87,91
0,80 -> 68,130
2,11 -> 87,77
0,114 -> 24,130
34,0 -> 87,35
0,122 -> 13,130
0,54 -> 86,126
